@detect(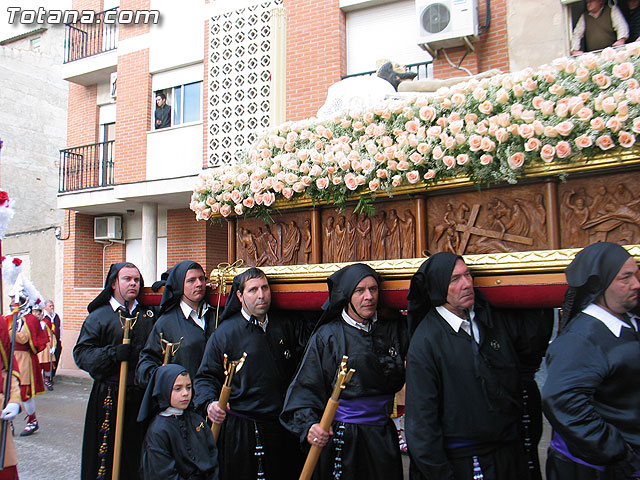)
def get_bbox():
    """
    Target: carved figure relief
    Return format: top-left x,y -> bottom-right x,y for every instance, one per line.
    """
401,210 -> 416,258
237,219 -> 305,266
431,196 -> 544,255
561,181 -> 640,247
303,219 -> 312,264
